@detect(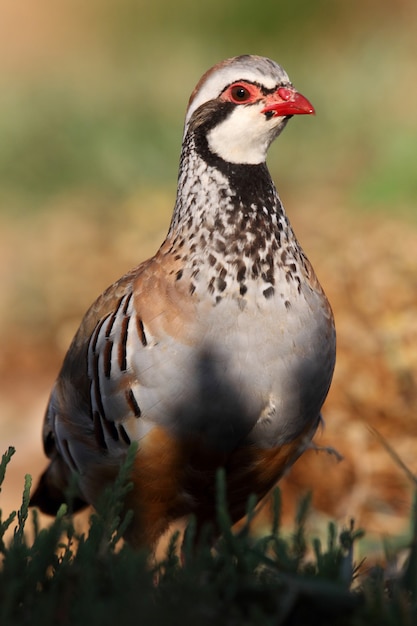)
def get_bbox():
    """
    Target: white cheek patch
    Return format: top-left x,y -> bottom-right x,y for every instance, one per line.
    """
206,105 -> 282,165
